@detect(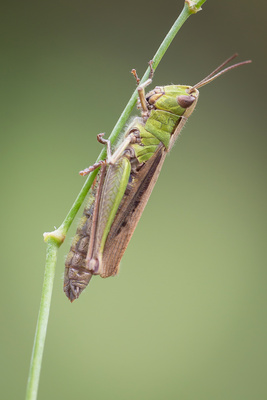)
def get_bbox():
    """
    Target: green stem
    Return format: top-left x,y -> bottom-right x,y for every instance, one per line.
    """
25,1 -> 206,399
25,239 -> 59,400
